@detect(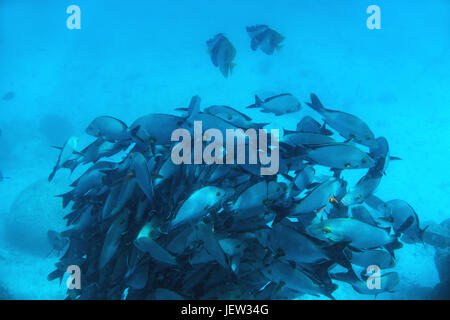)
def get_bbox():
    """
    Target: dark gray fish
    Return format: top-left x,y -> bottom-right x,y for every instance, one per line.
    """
269,222 -> 329,264
423,220 -> 450,249
341,173 -> 381,206
381,199 -> 427,243
296,116 -> 333,135
351,206 -> 379,226
170,186 -> 232,229
369,137 -> 401,177
247,94 -> 301,116
207,33 -> 236,78
262,261 -> 336,299
306,94 -> 376,147
130,113 -> 183,146
347,248 -> 395,270
332,270 -> 399,296
99,210 -> 129,270
307,218 -> 400,251
204,105 -> 267,129
130,152 -> 154,200
291,177 -> 341,215
306,143 -> 376,170
281,130 -> 336,148
86,116 -> 129,142
246,25 -> 284,55
134,237 -> 177,265
77,138 -> 130,165
48,136 -> 79,181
